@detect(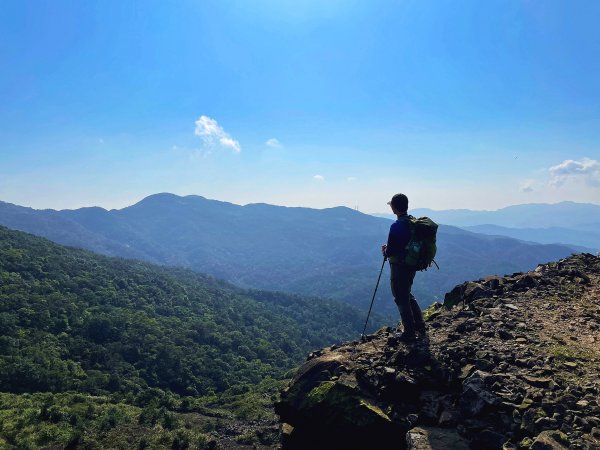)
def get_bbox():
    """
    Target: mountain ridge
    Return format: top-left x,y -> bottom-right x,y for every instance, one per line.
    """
0,194 -> 583,314
411,201 -> 600,229
463,224 -> 599,253
374,202 -> 600,251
